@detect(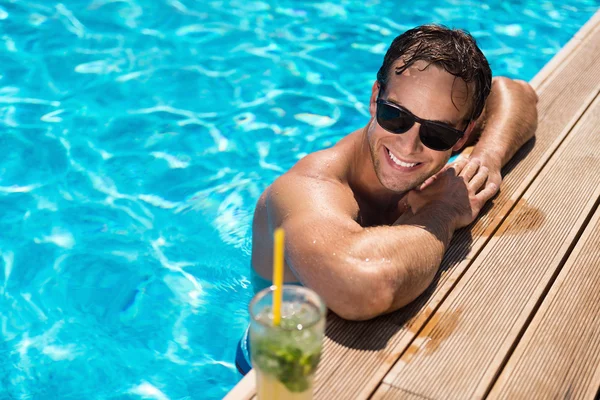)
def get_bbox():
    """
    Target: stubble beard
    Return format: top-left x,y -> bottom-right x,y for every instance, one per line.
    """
369,141 -> 430,194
